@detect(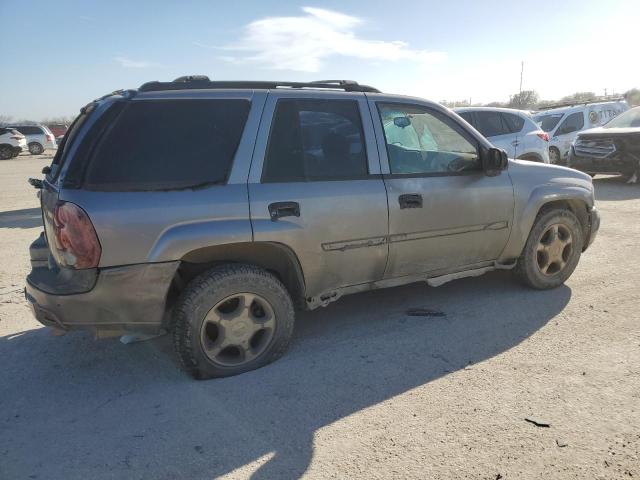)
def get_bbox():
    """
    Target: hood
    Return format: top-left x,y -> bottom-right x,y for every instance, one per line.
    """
508,158 -> 593,191
578,126 -> 640,137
